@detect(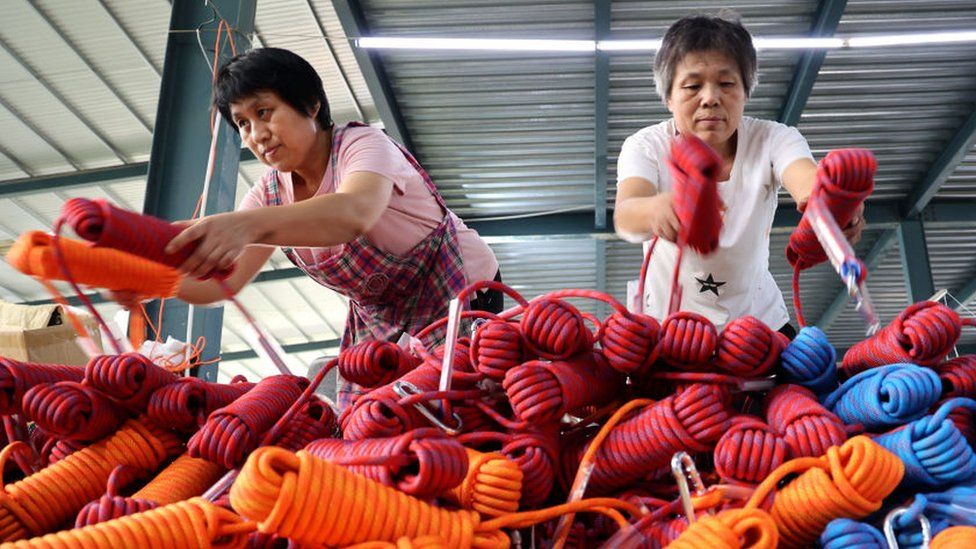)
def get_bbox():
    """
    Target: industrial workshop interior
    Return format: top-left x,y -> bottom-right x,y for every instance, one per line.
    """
1,0 -> 976,547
